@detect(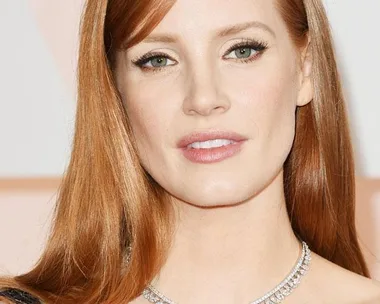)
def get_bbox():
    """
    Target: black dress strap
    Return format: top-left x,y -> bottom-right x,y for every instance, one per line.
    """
0,288 -> 41,304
